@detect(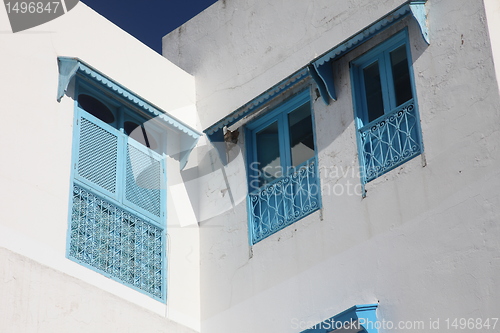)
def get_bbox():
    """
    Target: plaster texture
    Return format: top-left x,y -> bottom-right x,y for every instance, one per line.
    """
0,248 -> 197,333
